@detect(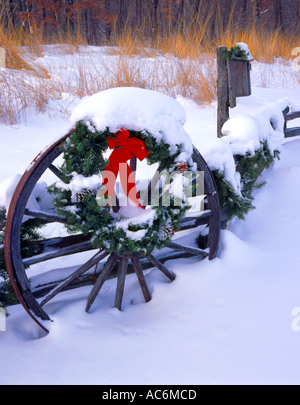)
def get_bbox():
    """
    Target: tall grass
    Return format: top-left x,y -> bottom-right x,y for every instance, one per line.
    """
219,26 -> 298,63
0,4 -> 299,125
